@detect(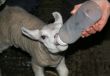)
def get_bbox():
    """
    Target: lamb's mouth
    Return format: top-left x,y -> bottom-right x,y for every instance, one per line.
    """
54,33 -> 67,46
55,38 -> 67,46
